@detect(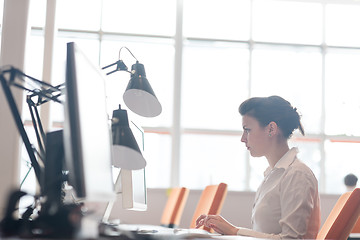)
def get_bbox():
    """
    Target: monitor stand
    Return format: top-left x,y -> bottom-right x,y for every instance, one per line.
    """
35,129 -> 82,238
42,129 -> 65,212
